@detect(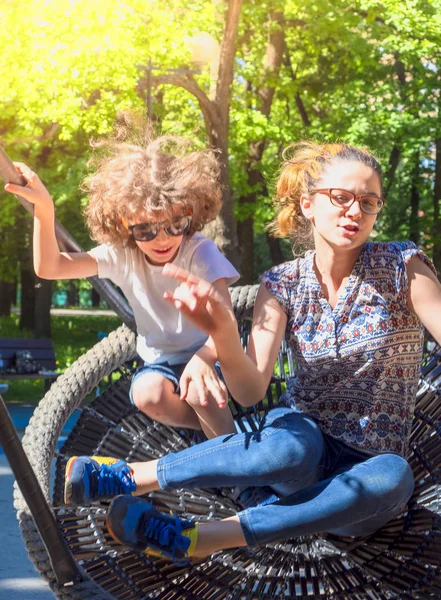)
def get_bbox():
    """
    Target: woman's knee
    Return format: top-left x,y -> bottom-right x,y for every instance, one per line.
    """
244,415 -> 324,481
359,454 -> 414,508
383,454 -> 414,500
